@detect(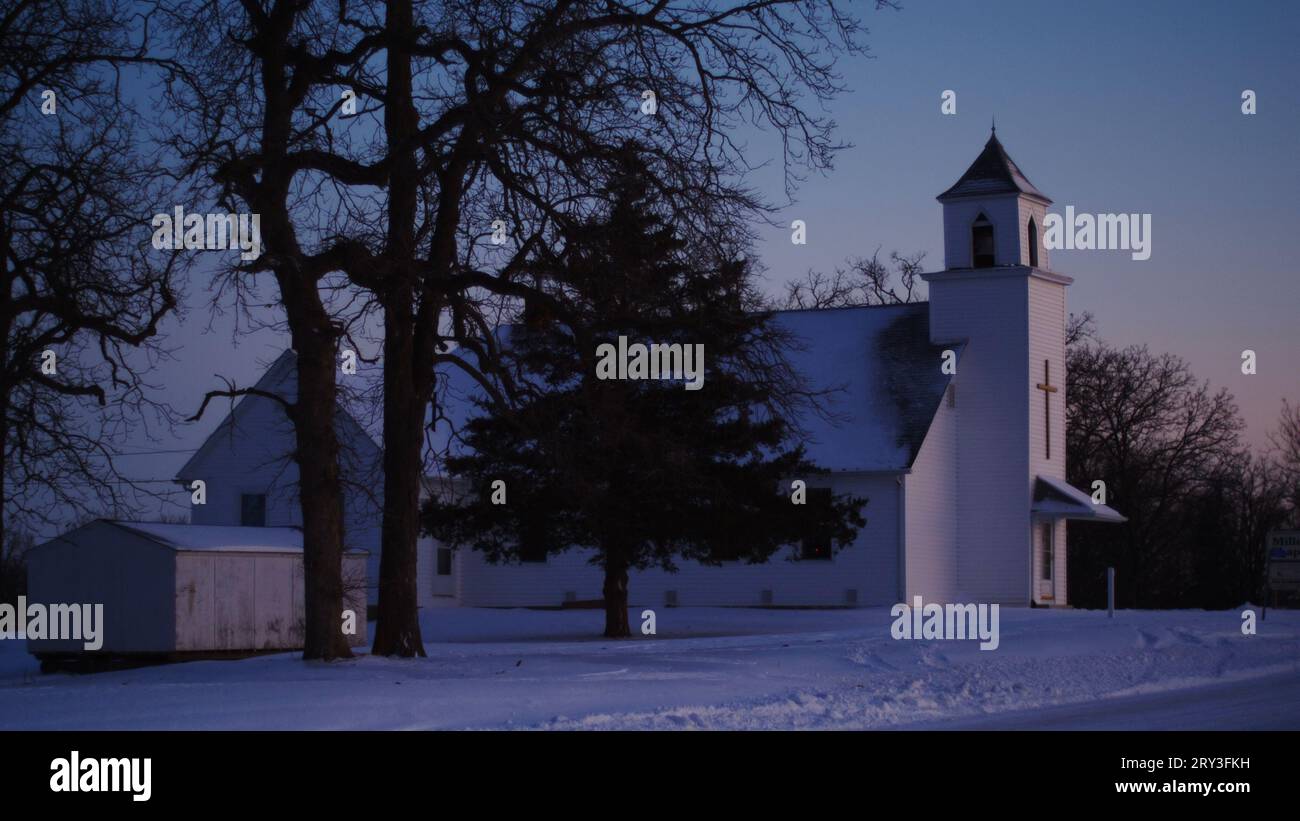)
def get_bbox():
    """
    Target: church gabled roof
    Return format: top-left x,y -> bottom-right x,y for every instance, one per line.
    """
176,349 -> 381,481
771,303 -> 959,471
937,130 -> 1051,204
431,303 -> 959,474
